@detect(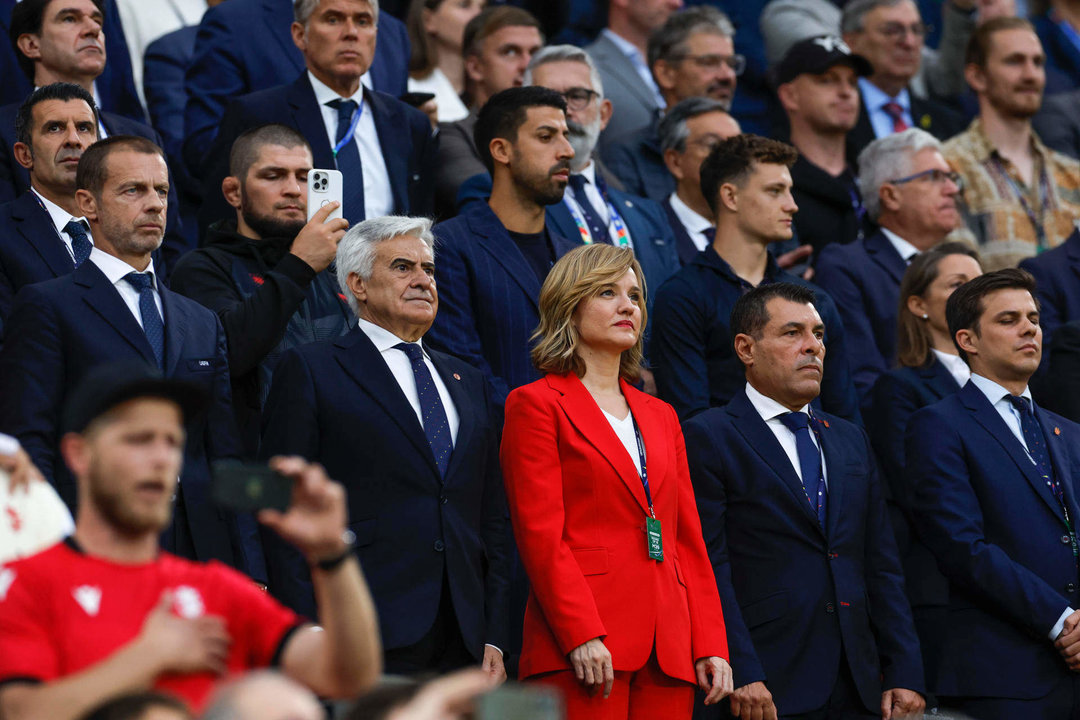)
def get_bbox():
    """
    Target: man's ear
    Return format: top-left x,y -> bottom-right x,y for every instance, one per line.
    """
663,147 -> 684,181
652,59 -> 675,96
347,271 -> 367,306
964,63 -> 987,95
464,53 -> 485,84
12,142 -> 33,171
15,33 -> 42,62
222,176 -> 242,211
879,183 -> 902,214
489,137 -> 512,169
291,21 -> 307,53
598,98 -> 613,132
718,182 -> 739,213
75,188 -> 98,221
777,82 -> 798,114
60,432 -> 89,482
955,328 -> 978,358
733,333 -> 754,366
